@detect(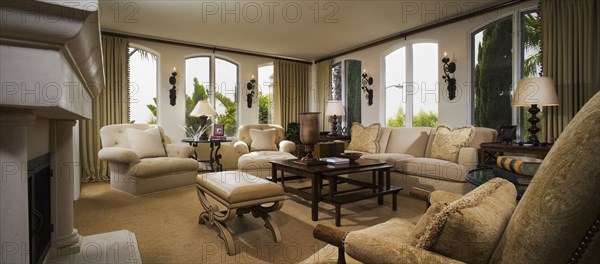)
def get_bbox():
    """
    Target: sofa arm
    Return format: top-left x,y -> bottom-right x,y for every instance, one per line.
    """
166,144 -> 194,158
233,141 -> 250,154
458,147 -> 478,168
98,147 -> 140,164
279,140 -> 296,153
344,231 -> 464,264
